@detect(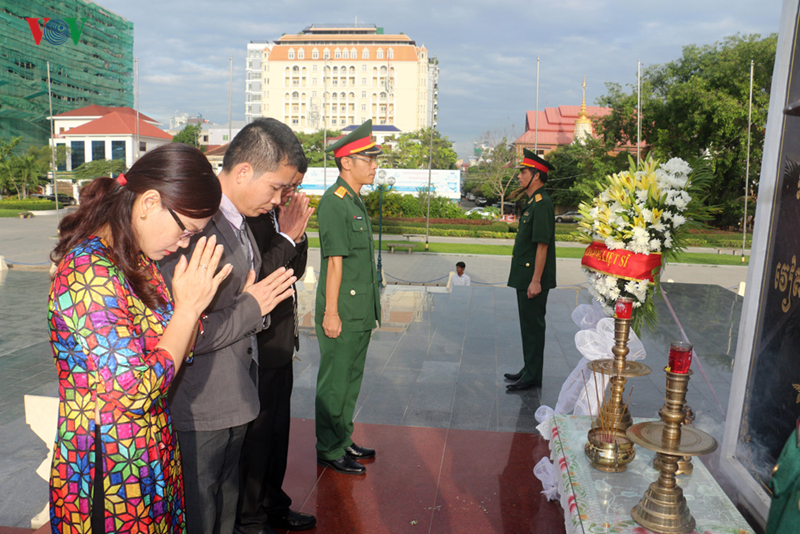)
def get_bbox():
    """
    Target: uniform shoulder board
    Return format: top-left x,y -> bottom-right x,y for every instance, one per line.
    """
334,186 -> 348,199
535,194 -> 543,202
